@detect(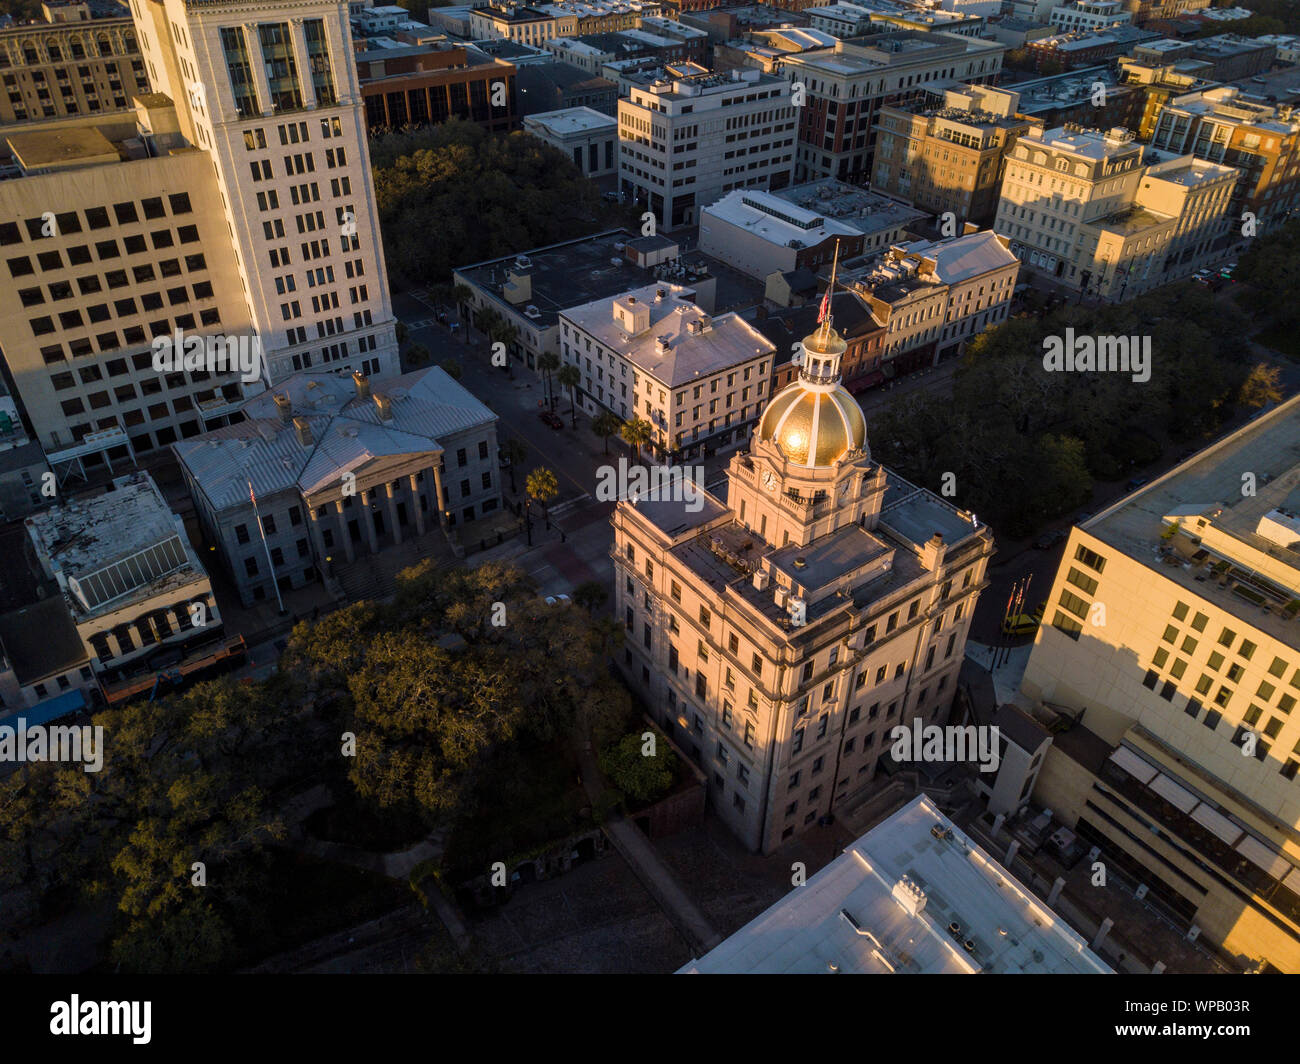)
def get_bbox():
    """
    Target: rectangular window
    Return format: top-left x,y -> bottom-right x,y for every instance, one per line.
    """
221,26 -> 259,117
303,19 -> 336,106
258,23 -> 303,114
